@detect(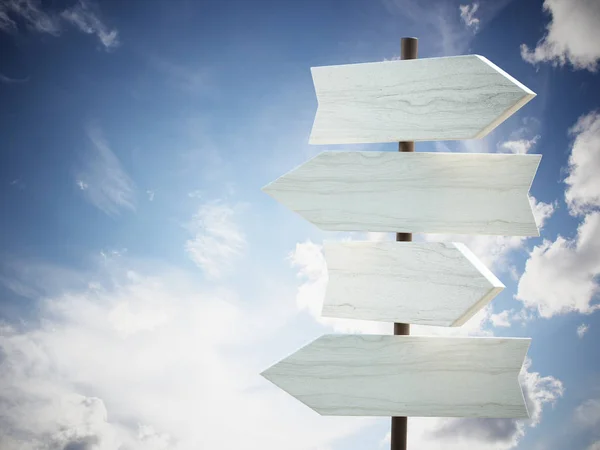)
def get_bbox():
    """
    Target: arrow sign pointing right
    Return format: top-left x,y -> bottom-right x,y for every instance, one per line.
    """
323,241 -> 504,327
310,55 -> 536,144
263,151 -> 541,236
261,334 -> 530,418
